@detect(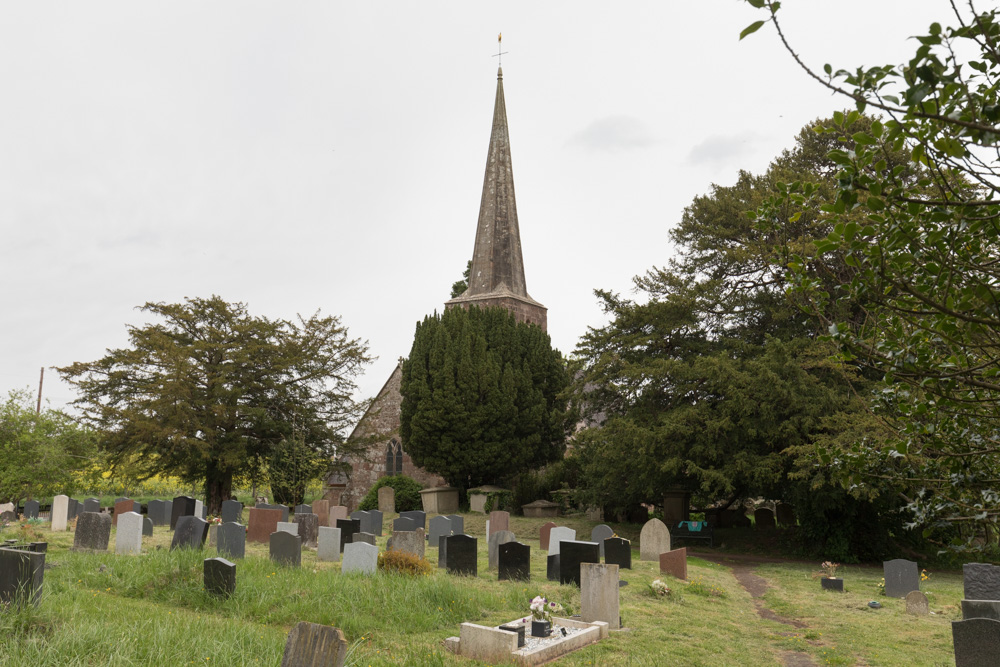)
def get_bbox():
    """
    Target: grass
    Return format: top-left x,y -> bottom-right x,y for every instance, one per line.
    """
0,513 -> 962,666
